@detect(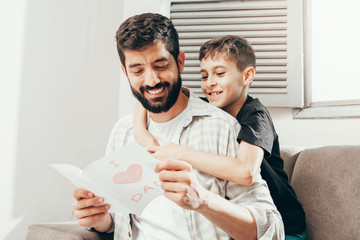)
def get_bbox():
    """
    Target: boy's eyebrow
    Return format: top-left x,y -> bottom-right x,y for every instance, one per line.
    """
200,65 -> 226,73
213,65 -> 226,70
